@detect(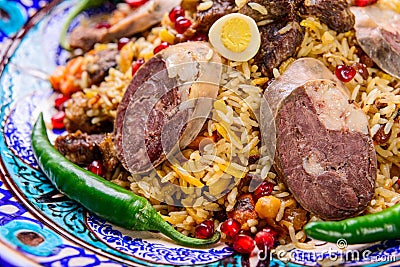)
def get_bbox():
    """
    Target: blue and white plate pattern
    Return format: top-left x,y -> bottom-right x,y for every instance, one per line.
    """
0,1 -> 399,266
